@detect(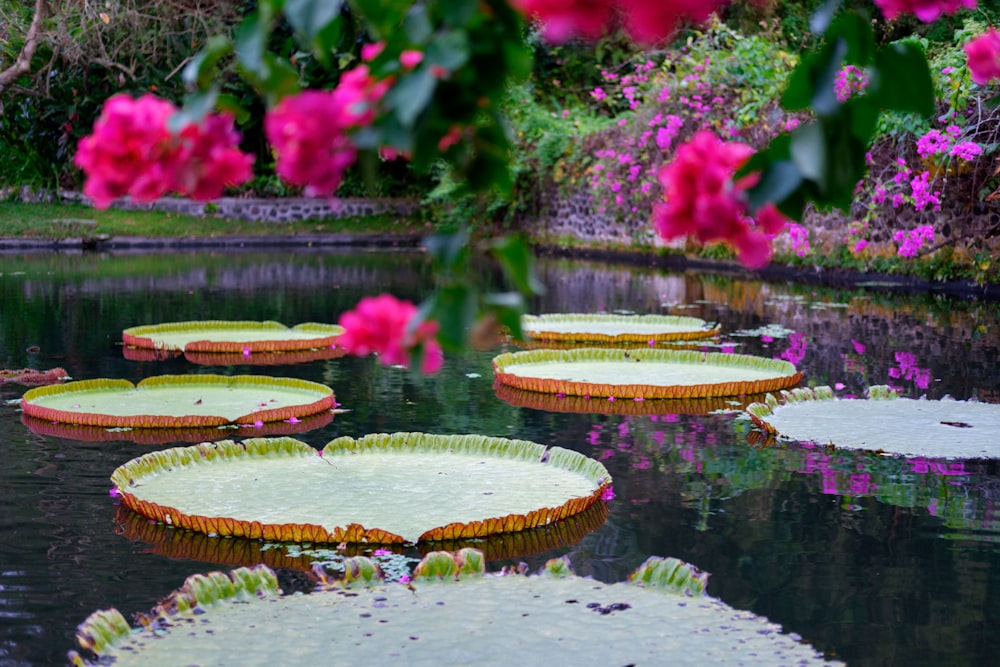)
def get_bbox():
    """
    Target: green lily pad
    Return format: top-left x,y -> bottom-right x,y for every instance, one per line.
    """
123,320 -> 344,354
21,375 -> 335,428
746,386 -> 1000,458
69,551 -> 838,667
493,348 -> 802,399
494,382 -> 760,415
522,313 -> 719,343
111,434 -> 612,544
